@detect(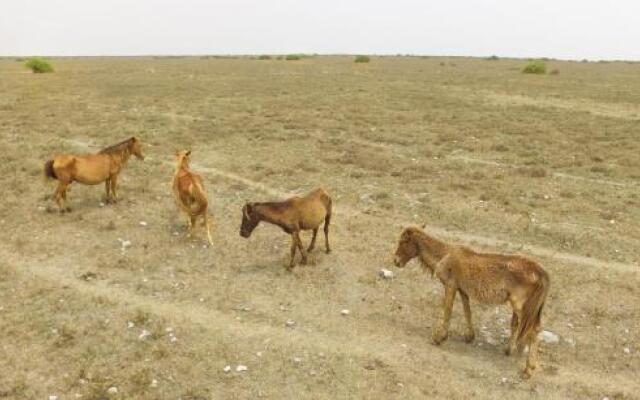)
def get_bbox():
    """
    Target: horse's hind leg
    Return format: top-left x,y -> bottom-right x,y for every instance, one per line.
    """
307,228 -> 318,252
506,307 -> 523,356
204,213 -> 213,245
56,181 -> 71,213
323,213 -> 331,253
524,332 -> 540,378
458,290 -> 475,343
